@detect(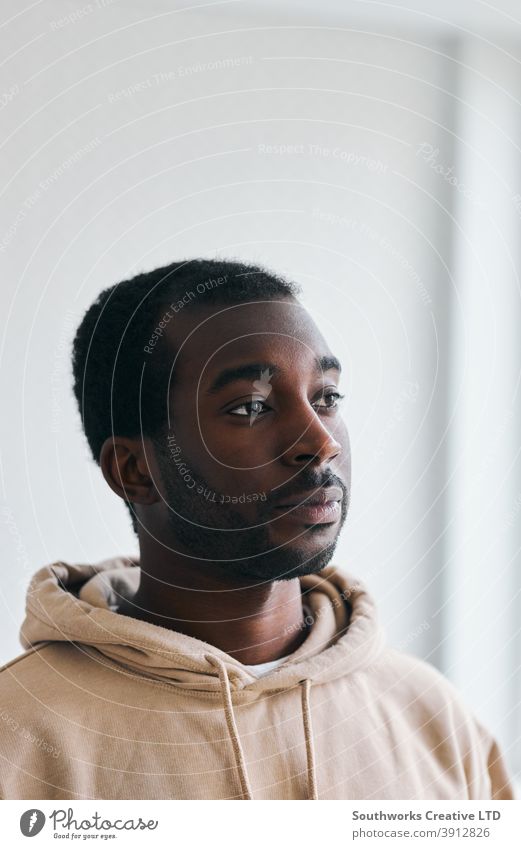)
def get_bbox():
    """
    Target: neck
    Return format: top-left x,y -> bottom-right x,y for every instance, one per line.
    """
119,535 -> 309,665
